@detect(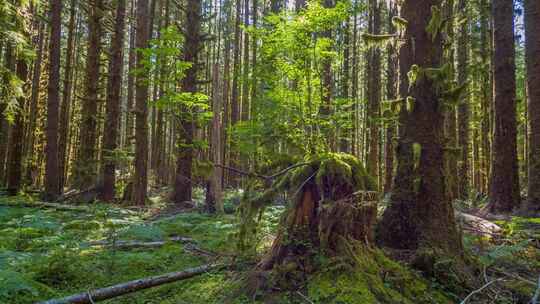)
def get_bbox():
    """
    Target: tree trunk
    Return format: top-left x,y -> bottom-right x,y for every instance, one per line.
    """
44,0 -> 62,201
6,59 -> 29,195
378,0 -> 463,255
124,0 -> 137,150
0,45 -> 15,186
384,2 -> 397,194
132,0 -> 151,205
173,0 -> 201,204
525,0 -> 540,214
58,0 -> 77,191
100,0 -> 127,201
72,0 -> 103,190
480,0 -> 491,194
488,0 -> 520,213
457,0 -> 469,200
366,0 -> 381,187
206,63 -> 223,213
